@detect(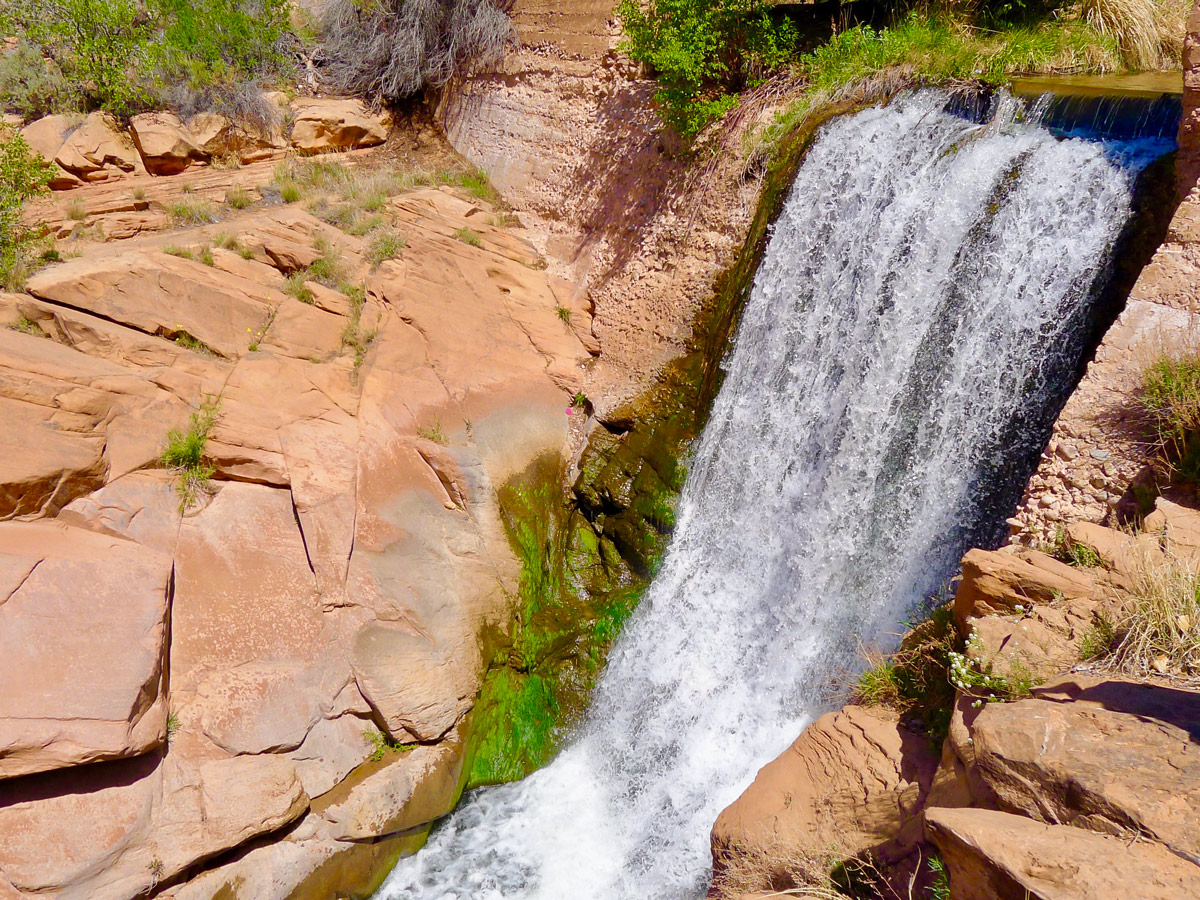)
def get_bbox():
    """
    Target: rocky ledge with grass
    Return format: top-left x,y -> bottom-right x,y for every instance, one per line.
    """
0,141 -> 593,898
